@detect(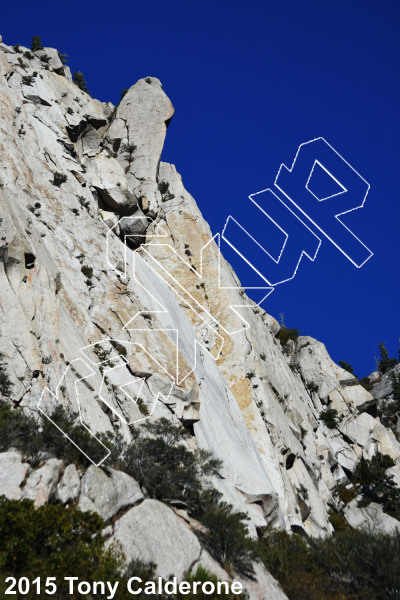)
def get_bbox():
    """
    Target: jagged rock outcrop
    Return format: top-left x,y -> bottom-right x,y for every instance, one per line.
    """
0,36 -> 399,598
